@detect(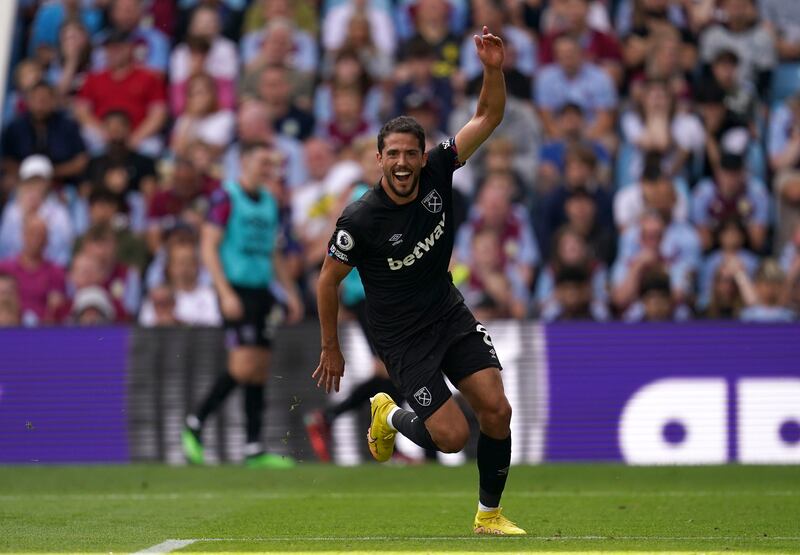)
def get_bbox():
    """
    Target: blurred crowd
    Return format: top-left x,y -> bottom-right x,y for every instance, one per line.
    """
1,0 -> 800,327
